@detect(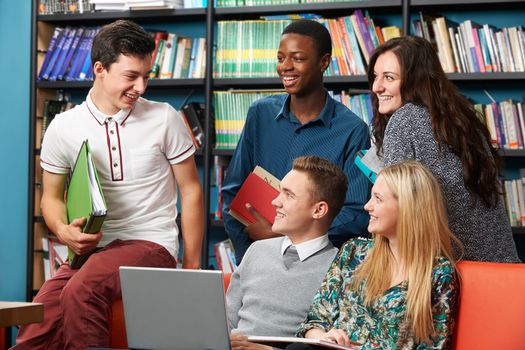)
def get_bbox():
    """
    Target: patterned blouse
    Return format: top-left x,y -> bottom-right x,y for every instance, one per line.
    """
297,238 -> 458,350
